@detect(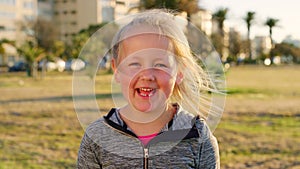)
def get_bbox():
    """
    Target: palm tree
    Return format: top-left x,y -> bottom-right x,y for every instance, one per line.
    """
265,18 -> 279,62
17,41 -> 44,77
265,18 -> 279,48
213,8 -> 228,36
212,8 -> 229,61
244,11 -> 255,60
